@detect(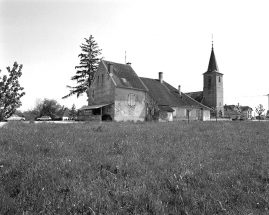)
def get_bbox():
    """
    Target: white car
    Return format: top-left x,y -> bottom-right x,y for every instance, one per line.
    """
5,114 -> 25,121
36,116 -> 52,121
